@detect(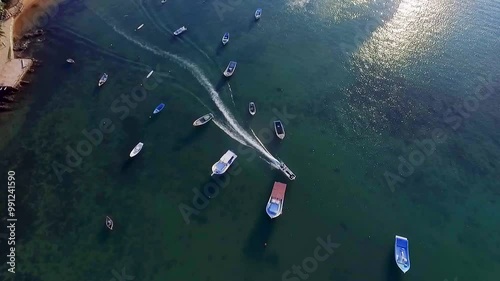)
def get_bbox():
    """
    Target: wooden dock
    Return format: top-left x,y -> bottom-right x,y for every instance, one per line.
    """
0,58 -> 33,89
